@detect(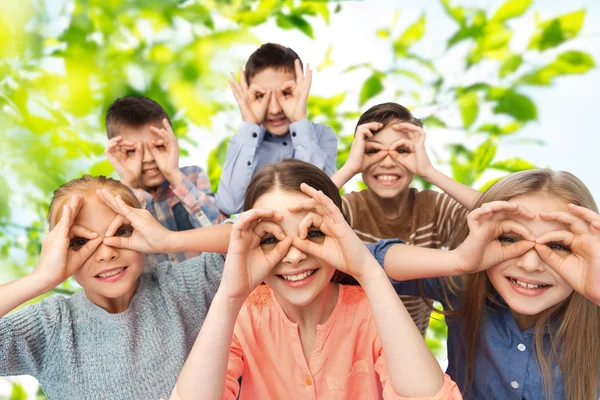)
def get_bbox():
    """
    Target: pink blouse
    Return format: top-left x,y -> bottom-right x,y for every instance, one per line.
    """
223,284 -> 462,400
